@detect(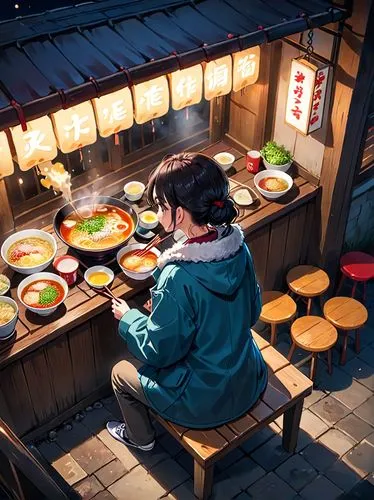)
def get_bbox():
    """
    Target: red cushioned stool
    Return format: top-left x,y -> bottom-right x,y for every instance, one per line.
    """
336,251 -> 374,303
